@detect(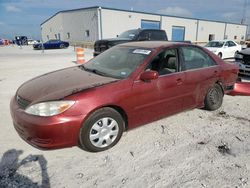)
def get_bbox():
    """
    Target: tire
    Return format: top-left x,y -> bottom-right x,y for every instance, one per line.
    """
60,44 -> 65,49
79,107 -> 124,152
218,53 -> 222,59
204,84 -> 223,111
